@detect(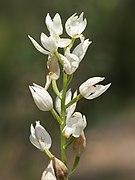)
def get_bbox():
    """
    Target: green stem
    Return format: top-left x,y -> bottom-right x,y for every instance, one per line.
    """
67,74 -> 73,87
68,37 -> 76,50
52,79 -> 62,99
66,94 -> 82,109
44,148 -> 54,159
63,136 -> 75,150
50,108 -> 62,125
54,51 -> 63,66
69,156 -> 80,177
60,72 -> 68,165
